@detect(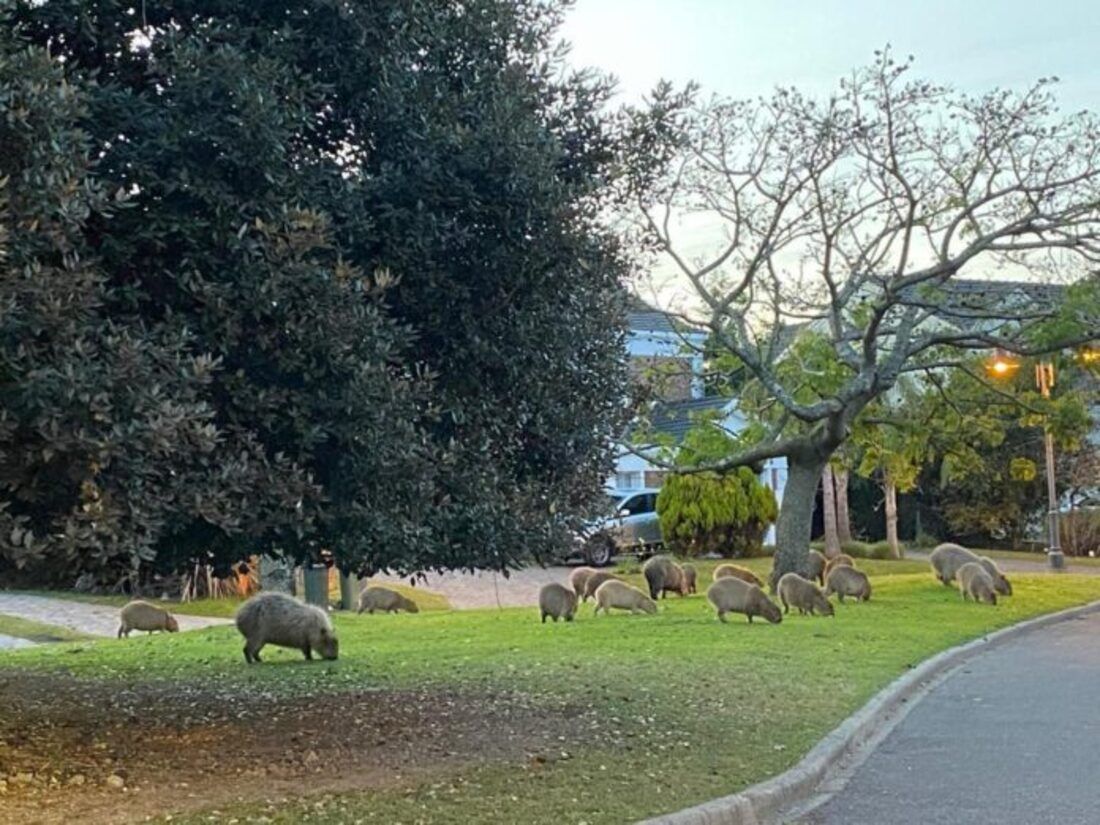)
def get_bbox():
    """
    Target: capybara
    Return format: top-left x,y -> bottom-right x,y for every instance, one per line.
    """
569,566 -> 598,598
706,577 -> 783,624
682,563 -> 698,594
235,592 -> 338,663
805,549 -> 827,585
643,555 -> 689,599
777,573 -> 834,617
538,583 -> 578,623
929,542 -> 980,586
957,562 -> 998,605
824,565 -> 872,602
582,571 -> 621,601
357,586 -> 419,614
823,553 -> 855,580
978,556 -> 1012,596
712,563 -> 764,587
593,580 -> 658,615
117,600 -> 180,638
